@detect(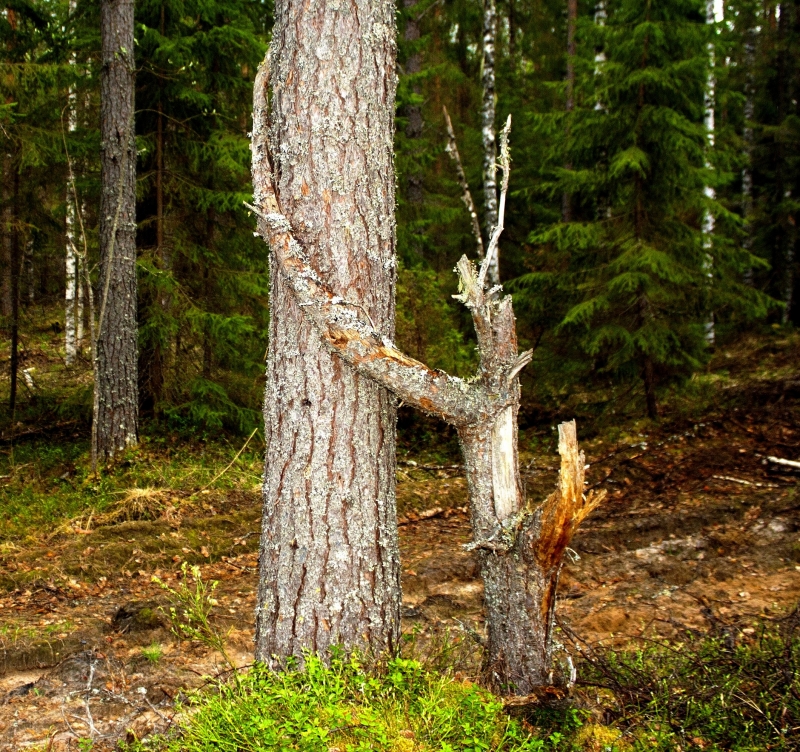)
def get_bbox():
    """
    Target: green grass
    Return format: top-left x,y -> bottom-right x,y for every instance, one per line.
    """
0,433 -> 264,542
139,653 -> 574,752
